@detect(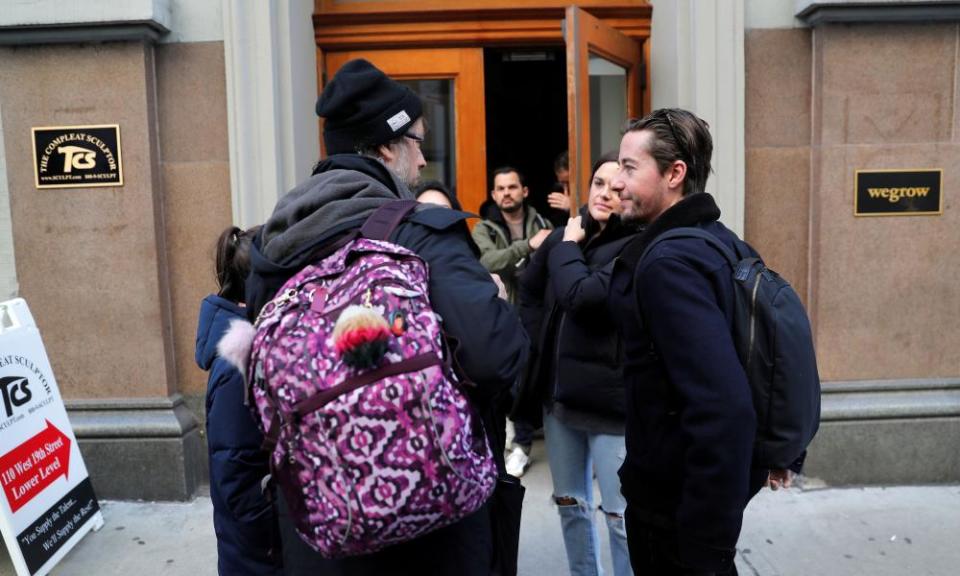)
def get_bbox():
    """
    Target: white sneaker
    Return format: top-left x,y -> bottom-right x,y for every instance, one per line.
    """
505,446 -> 531,478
